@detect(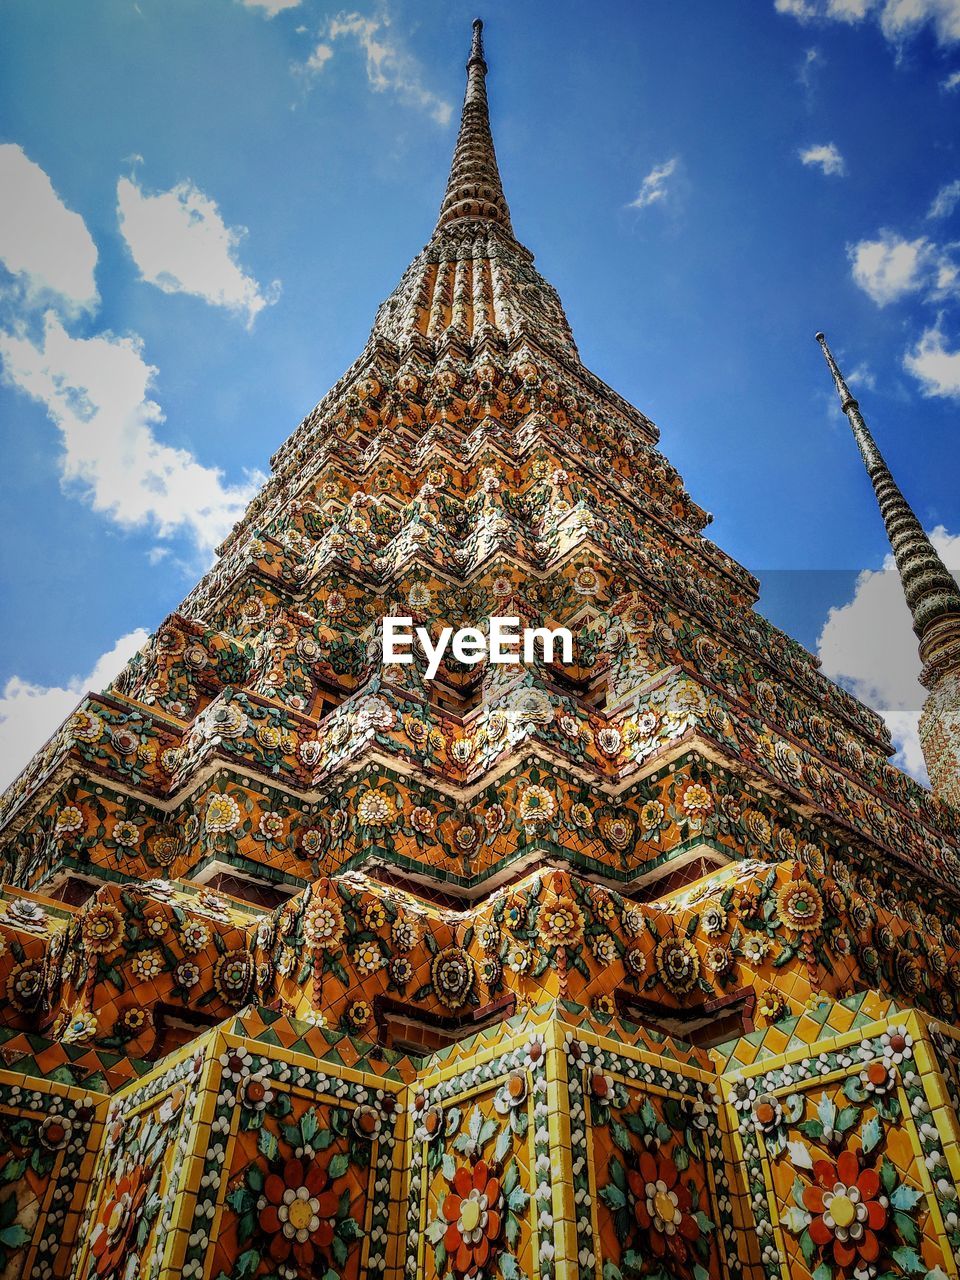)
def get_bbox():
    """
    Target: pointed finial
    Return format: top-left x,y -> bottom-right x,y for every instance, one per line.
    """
816,331 -> 960,649
470,18 -> 485,66
816,332 -> 858,413
434,19 -> 513,234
